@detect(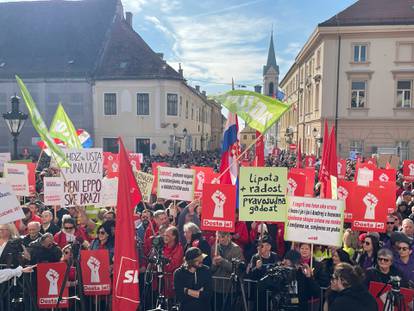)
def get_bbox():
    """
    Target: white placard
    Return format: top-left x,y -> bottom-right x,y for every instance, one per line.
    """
62,148 -> 103,206
3,163 -> 29,196
43,177 -> 64,206
285,196 -> 344,247
0,153 -> 11,172
157,167 -> 195,201
357,167 -> 374,187
0,183 -> 25,224
97,177 -> 118,207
